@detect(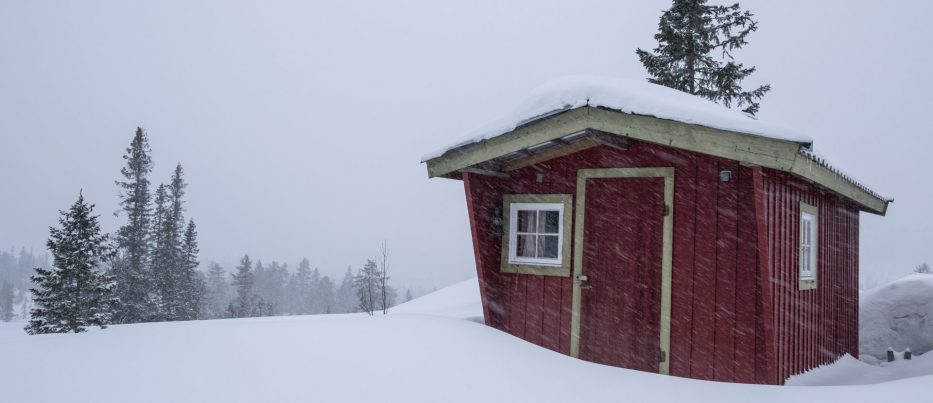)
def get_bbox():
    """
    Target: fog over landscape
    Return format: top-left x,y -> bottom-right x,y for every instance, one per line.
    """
2,0 -> 931,291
